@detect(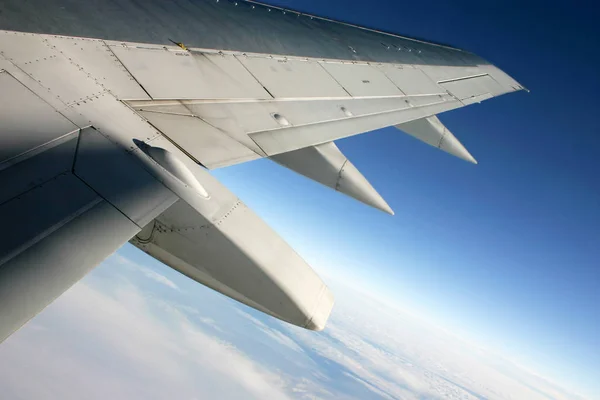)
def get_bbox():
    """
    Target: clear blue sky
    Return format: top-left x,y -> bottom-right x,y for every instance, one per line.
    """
208,0 -> 600,397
